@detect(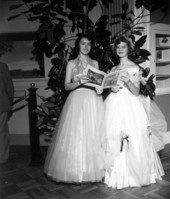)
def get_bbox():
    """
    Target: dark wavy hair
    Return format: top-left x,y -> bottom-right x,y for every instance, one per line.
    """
112,36 -> 134,63
70,34 -> 94,60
